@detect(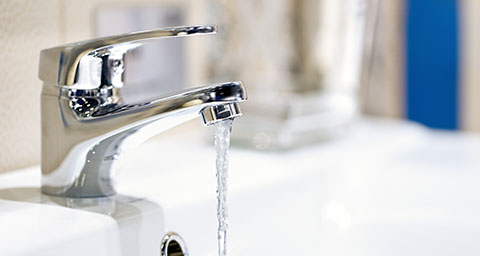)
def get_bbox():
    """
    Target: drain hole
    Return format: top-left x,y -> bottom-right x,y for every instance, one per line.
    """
165,241 -> 183,256
161,232 -> 188,256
